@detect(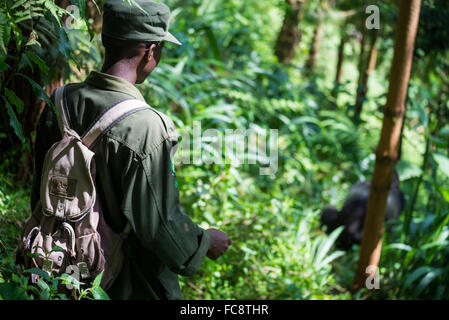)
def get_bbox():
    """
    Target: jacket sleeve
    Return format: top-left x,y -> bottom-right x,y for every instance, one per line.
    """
120,135 -> 211,276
